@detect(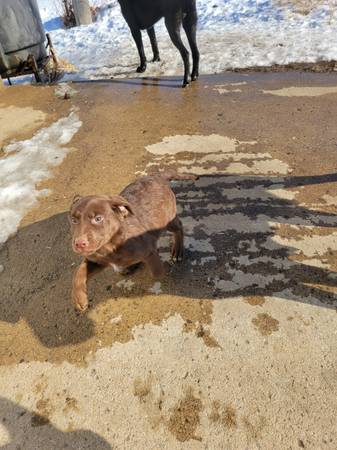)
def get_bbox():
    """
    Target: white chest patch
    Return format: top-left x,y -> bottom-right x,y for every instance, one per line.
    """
110,263 -> 123,273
